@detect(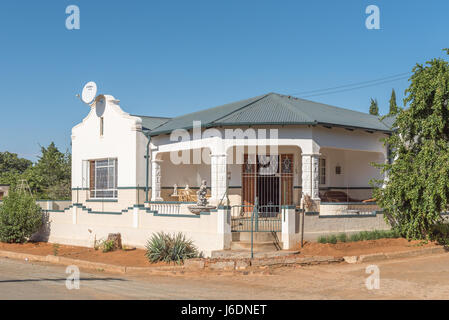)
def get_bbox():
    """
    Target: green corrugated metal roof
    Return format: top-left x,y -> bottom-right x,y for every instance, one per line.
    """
132,115 -> 171,131
144,92 -> 394,136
